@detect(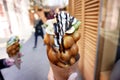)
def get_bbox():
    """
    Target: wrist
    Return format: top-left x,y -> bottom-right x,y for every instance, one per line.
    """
3,59 -> 10,67
4,58 -> 15,67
